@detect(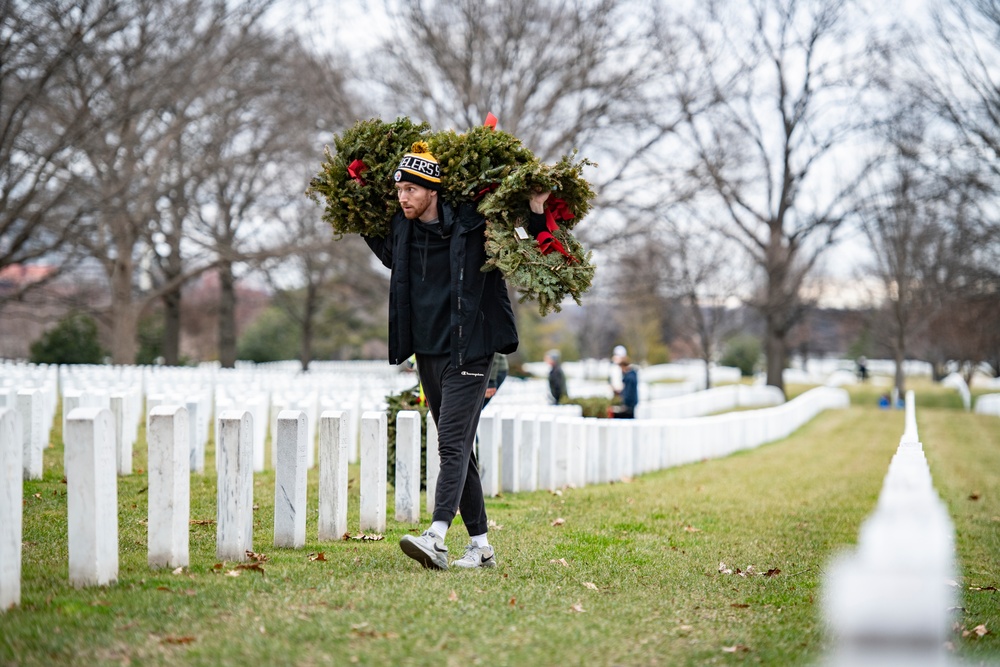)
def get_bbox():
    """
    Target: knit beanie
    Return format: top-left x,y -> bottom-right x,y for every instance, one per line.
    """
394,141 -> 442,190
